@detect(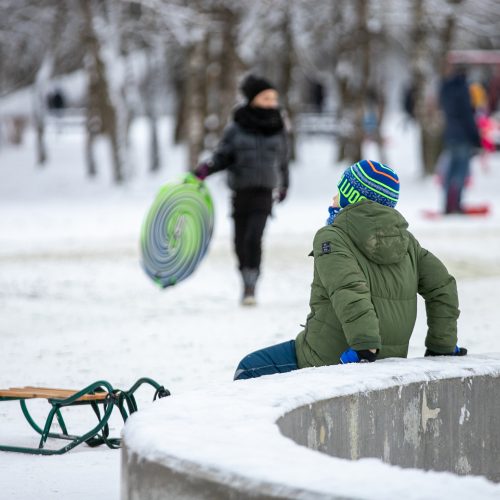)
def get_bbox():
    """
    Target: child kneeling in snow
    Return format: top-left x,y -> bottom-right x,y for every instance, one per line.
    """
234,159 -> 467,380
